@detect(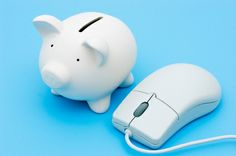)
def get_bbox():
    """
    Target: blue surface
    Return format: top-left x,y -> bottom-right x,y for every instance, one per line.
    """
1,0 -> 236,156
